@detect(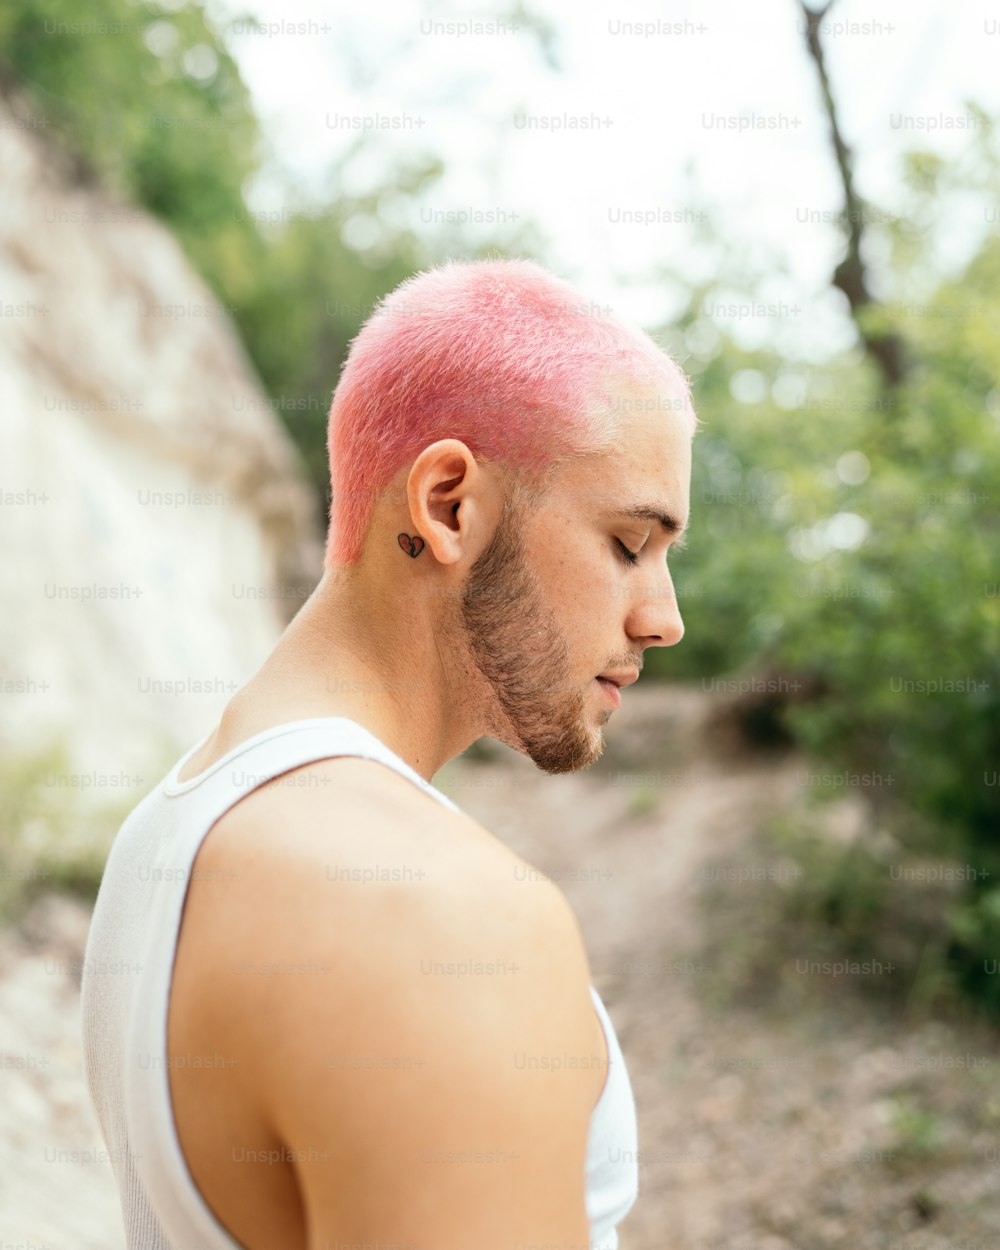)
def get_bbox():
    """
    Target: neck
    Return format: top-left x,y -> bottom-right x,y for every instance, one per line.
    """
232,568 -> 492,782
